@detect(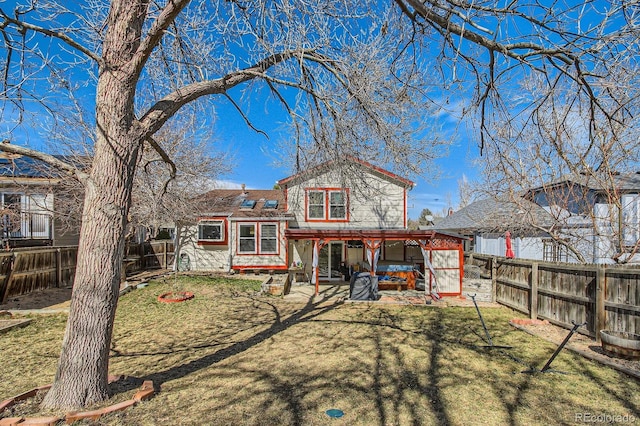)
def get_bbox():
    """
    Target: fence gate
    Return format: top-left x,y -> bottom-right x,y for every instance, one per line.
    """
429,248 -> 462,296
